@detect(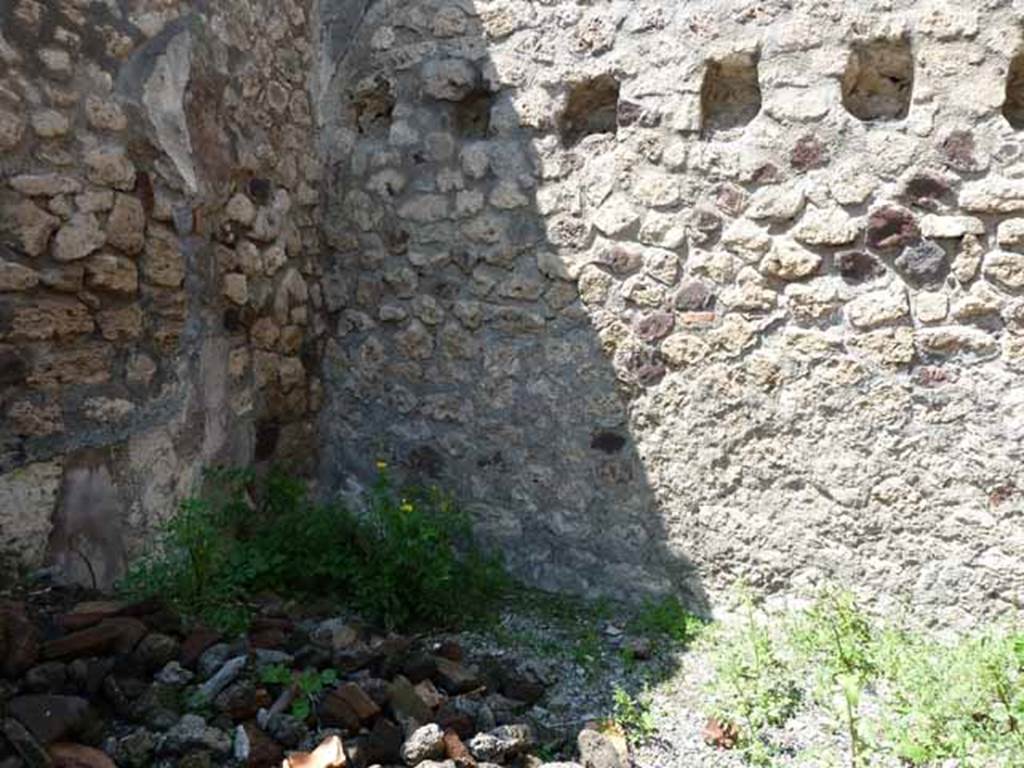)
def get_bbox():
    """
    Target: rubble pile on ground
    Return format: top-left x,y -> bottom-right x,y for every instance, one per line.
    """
0,588 -> 629,768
